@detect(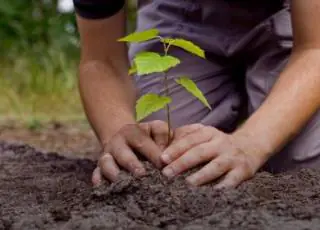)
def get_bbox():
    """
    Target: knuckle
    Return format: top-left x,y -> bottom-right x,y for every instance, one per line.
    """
178,137 -> 194,150
105,130 -> 128,150
191,123 -> 205,130
124,160 -> 137,170
98,153 -> 113,166
197,146 -> 209,161
229,174 -> 242,185
174,127 -> 186,136
101,153 -> 113,160
139,122 -> 149,132
119,123 -> 138,135
214,160 -> 224,169
102,144 -> 112,153
176,123 -> 203,135
202,168 -> 214,180
200,127 -> 215,140
177,158 -> 189,171
215,137 -> 225,147
116,154 -> 138,170
215,156 -> 231,169
237,155 -> 255,177
133,137 -> 147,149
236,154 -> 249,166
117,152 -> 133,163
203,126 -> 218,133
151,120 -> 167,127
